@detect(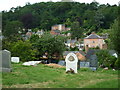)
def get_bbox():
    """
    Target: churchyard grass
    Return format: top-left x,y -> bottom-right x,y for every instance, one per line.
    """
2,63 -> 119,88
